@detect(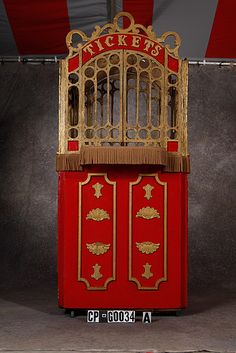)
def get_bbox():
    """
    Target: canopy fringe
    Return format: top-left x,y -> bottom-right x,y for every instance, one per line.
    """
56,146 -> 190,173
